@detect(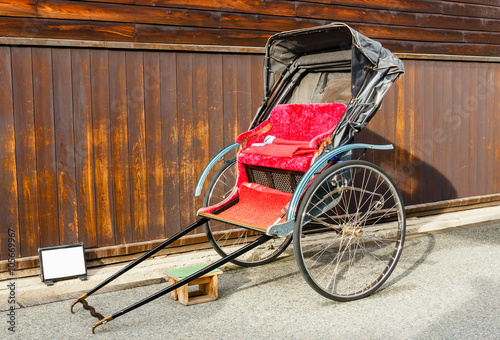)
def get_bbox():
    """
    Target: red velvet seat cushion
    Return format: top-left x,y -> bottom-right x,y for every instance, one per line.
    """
238,103 -> 346,172
238,152 -> 314,172
268,103 -> 345,141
